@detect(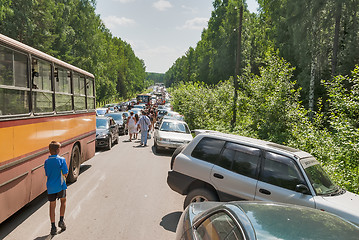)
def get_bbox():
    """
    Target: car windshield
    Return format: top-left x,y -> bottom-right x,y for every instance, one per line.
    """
96,109 -> 106,115
96,119 -> 108,129
300,158 -> 339,195
160,121 -> 190,134
121,112 -> 129,117
106,114 -> 122,121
